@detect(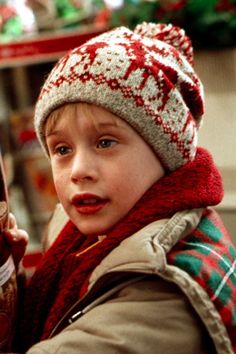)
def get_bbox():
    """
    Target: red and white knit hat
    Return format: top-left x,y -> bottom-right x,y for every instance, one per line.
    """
34,22 -> 204,171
